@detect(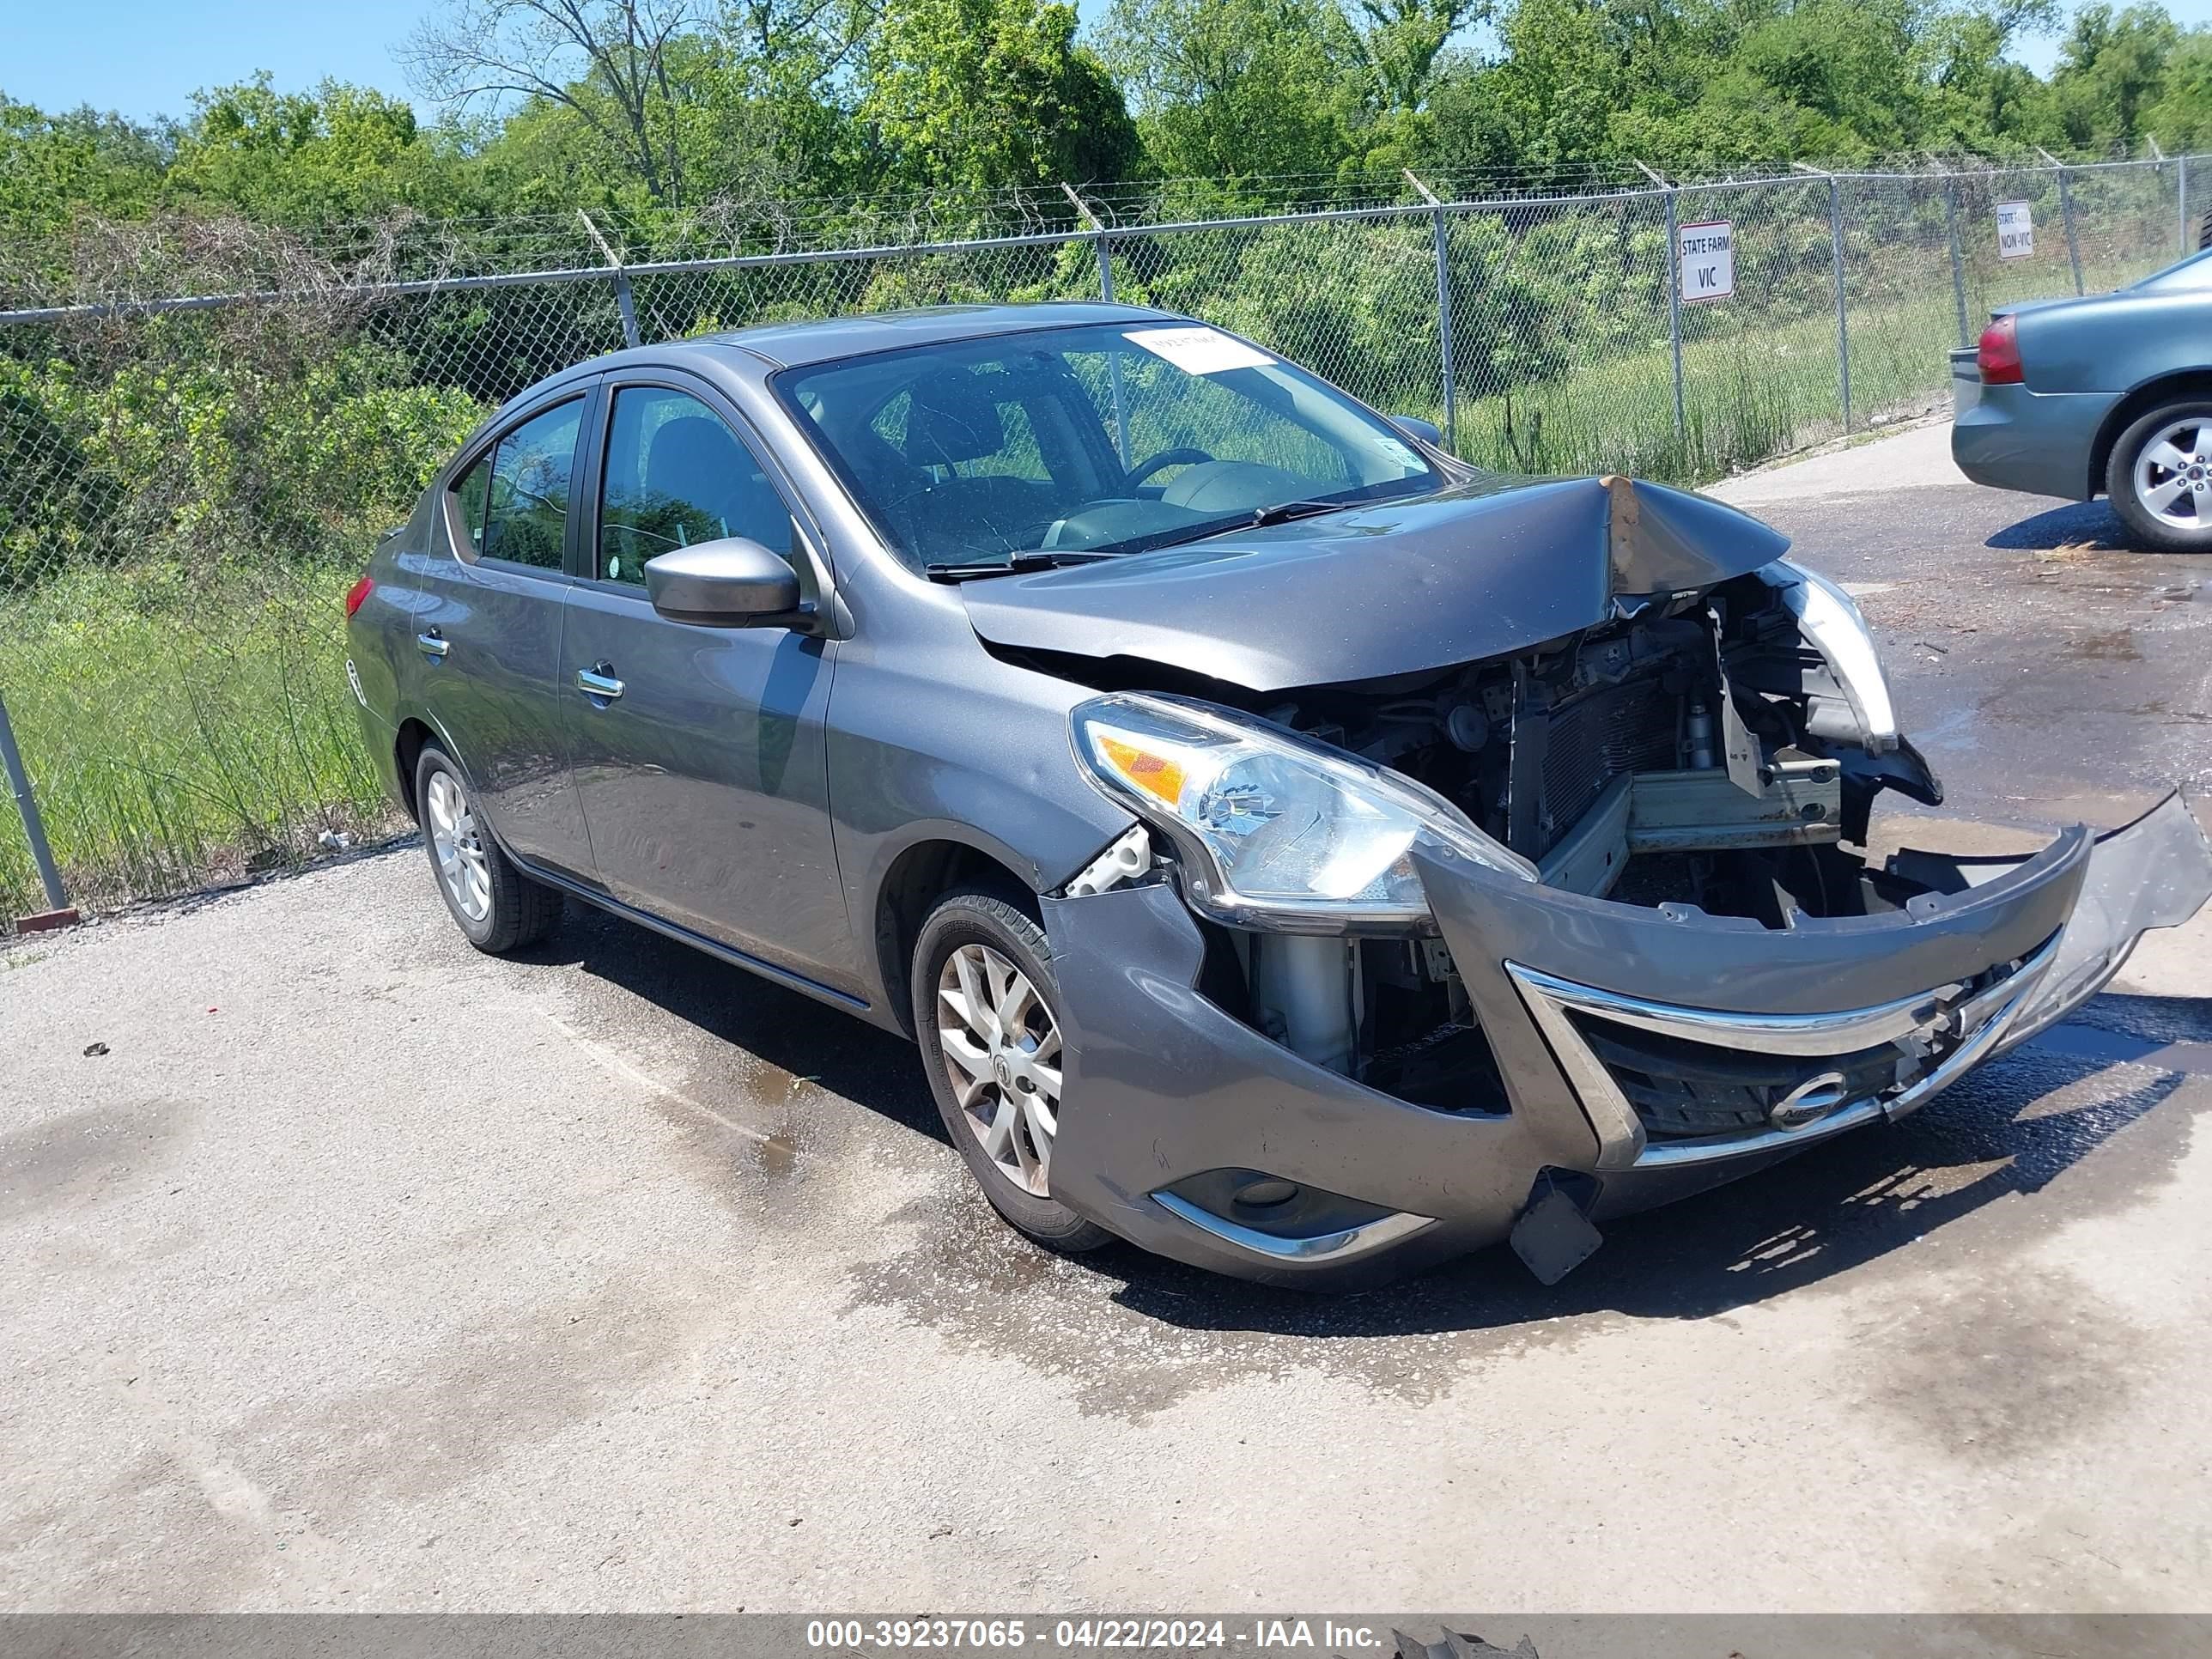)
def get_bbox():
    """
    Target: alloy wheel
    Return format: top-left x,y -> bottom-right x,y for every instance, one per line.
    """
2133,416 -> 2212,530
424,769 -> 492,923
934,942 -> 1063,1197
